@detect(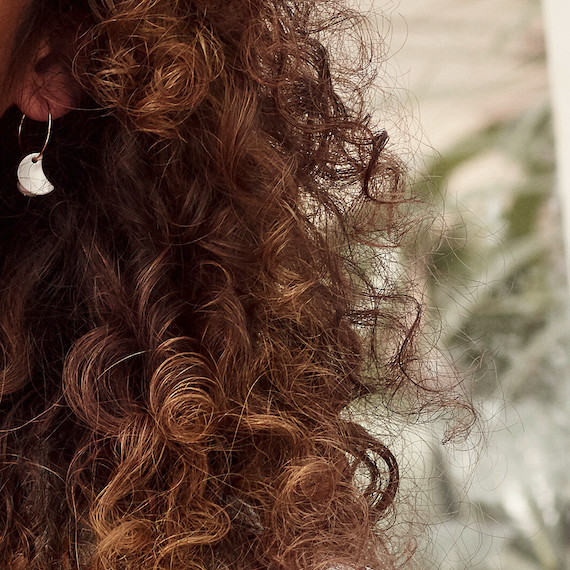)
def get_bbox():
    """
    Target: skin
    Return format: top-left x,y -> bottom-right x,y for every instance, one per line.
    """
0,0 -> 31,117
0,0 -> 77,122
